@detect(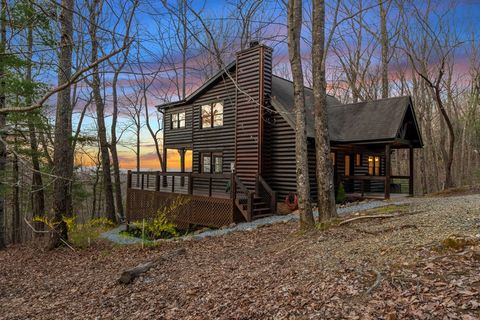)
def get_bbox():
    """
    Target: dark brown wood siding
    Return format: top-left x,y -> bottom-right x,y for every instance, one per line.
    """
191,73 -> 236,175
235,45 -> 272,190
163,105 -> 193,147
